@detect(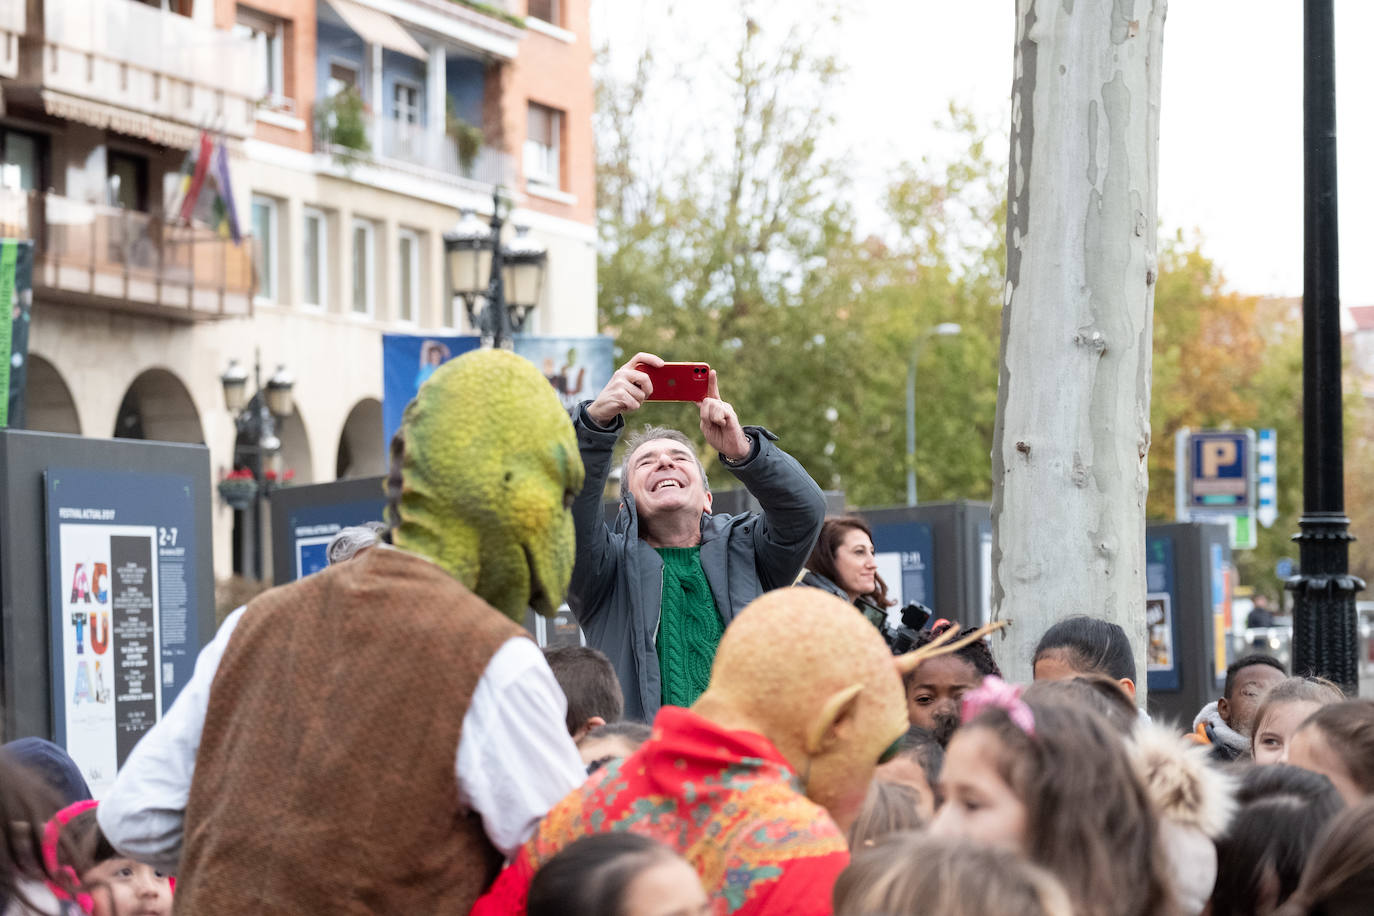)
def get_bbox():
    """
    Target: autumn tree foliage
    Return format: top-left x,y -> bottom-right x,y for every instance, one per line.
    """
595,9 -> 1000,507
1152,236 -> 1372,603
594,6 -> 1367,609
